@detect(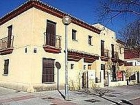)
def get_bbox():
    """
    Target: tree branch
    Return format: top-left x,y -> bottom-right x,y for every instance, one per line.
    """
109,9 -> 140,15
